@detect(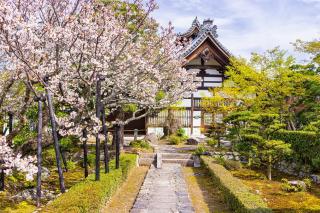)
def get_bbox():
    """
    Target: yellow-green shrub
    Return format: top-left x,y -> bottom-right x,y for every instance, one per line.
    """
42,154 -> 137,213
201,156 -> 272,213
